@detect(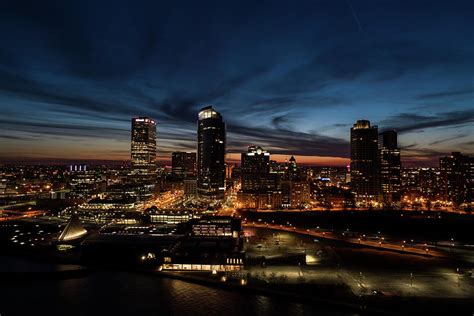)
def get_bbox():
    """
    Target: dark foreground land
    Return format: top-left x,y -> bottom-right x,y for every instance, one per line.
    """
1,253 -> 473,316
241,210 -> 474,243
1,212 -> 473,315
